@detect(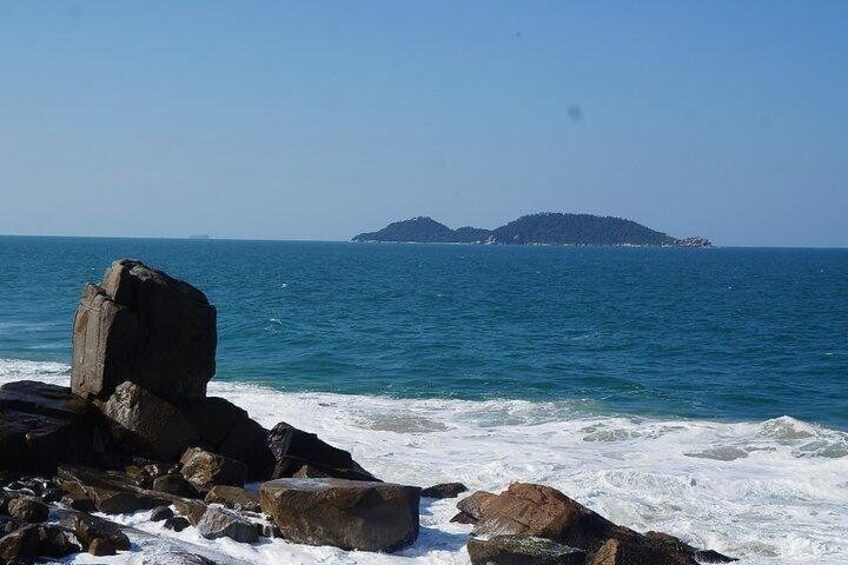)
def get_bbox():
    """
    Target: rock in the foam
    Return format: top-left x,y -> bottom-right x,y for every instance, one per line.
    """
180,447 -> 248,493
267,421 -> 377,481
196,505 -> 259,544
467,535 -> 587,565
260,478 -> 420,552
422,482 -> 468,499
71,259 -> 217,404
